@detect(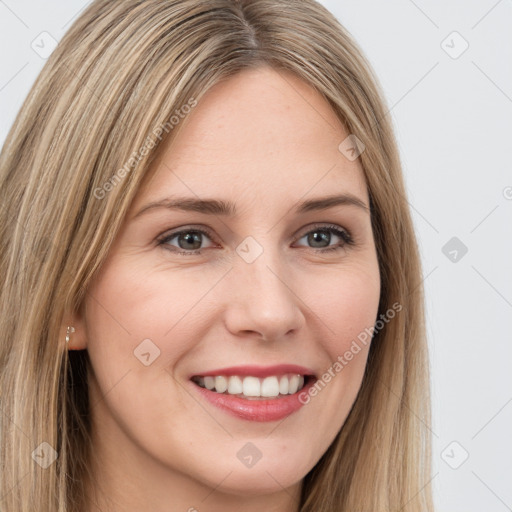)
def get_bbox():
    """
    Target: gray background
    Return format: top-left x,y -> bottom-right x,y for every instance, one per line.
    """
1,1 -> 511,510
